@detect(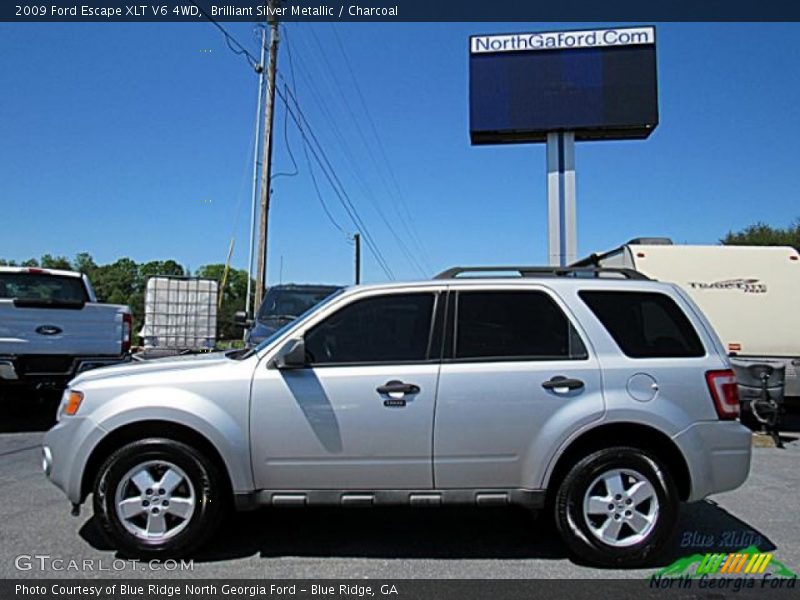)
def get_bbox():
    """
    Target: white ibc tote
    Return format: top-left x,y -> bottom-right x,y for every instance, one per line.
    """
142,277 -> 218,350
